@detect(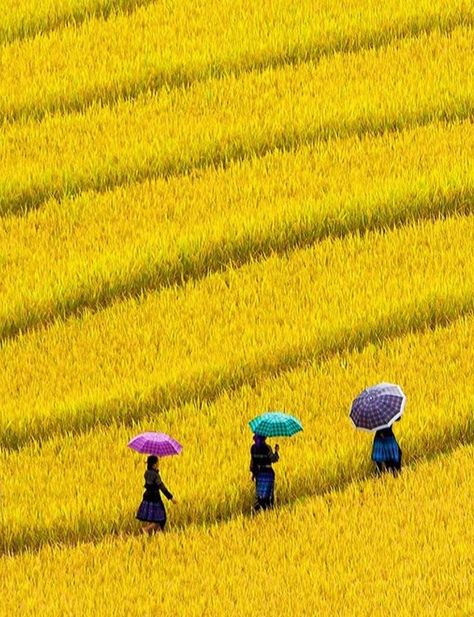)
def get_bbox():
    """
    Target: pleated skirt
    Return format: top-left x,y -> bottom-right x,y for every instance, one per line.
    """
372,435 -> 401,464
136,499 -> 167,523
